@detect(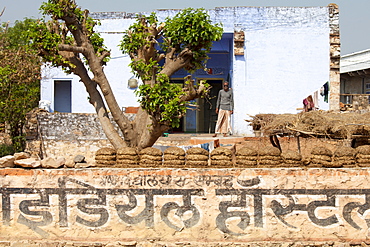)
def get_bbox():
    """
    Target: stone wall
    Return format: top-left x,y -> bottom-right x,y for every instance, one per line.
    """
329,3 -> 341,111
1,168 -> 370,246
25,111 -> 135,163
